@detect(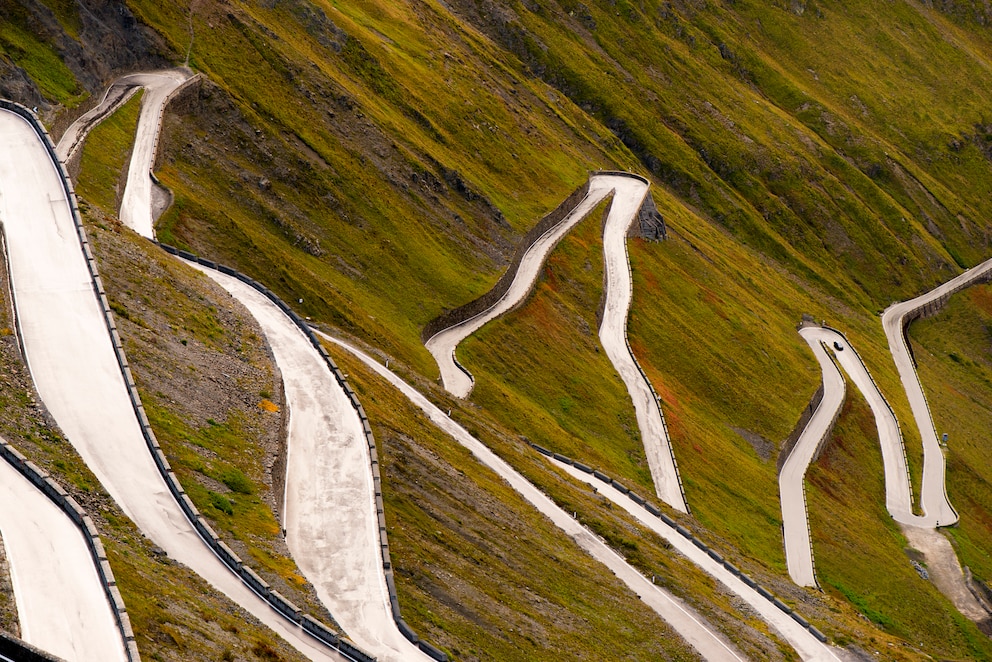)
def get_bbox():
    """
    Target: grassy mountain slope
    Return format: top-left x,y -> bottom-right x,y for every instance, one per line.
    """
4,0 -> 992,658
